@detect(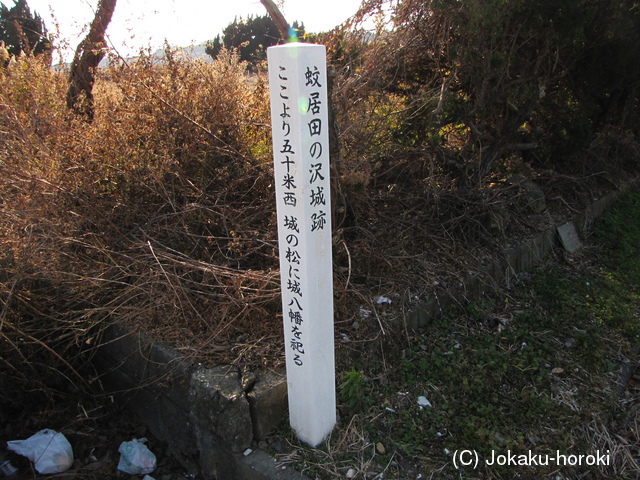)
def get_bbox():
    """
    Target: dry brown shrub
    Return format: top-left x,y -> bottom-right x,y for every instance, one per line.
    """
2,26 -> 636,409
0,49 -> 280,402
